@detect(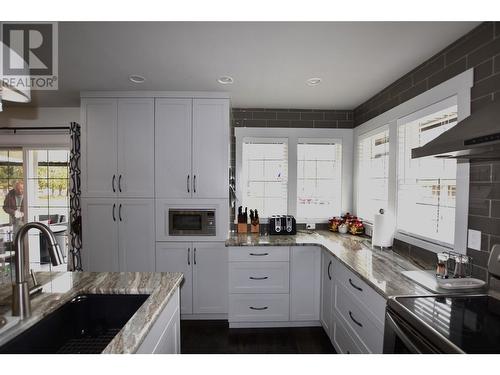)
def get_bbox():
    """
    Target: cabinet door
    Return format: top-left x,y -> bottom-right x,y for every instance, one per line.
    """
118,199 -> 155,272
321,251 -> 334,335
192,242 -> 228,314
81,198 -> 119,271
81,98 -> 118,198
156,243 -> 193,315
155,98 -> 192,199
192,99 -> 229,199
290,246 -> 321,321
117,98 -> 154,198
